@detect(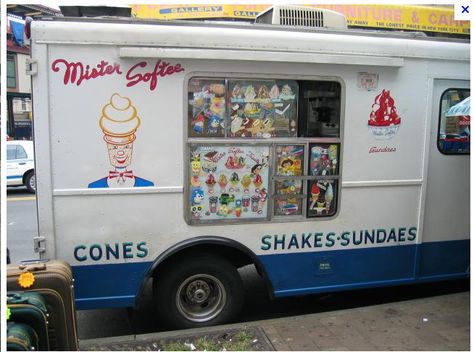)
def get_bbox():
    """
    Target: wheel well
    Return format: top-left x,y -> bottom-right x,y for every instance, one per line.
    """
136,240 -> 274,308
157,243 -> 253,272
22,169 -> 34,184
